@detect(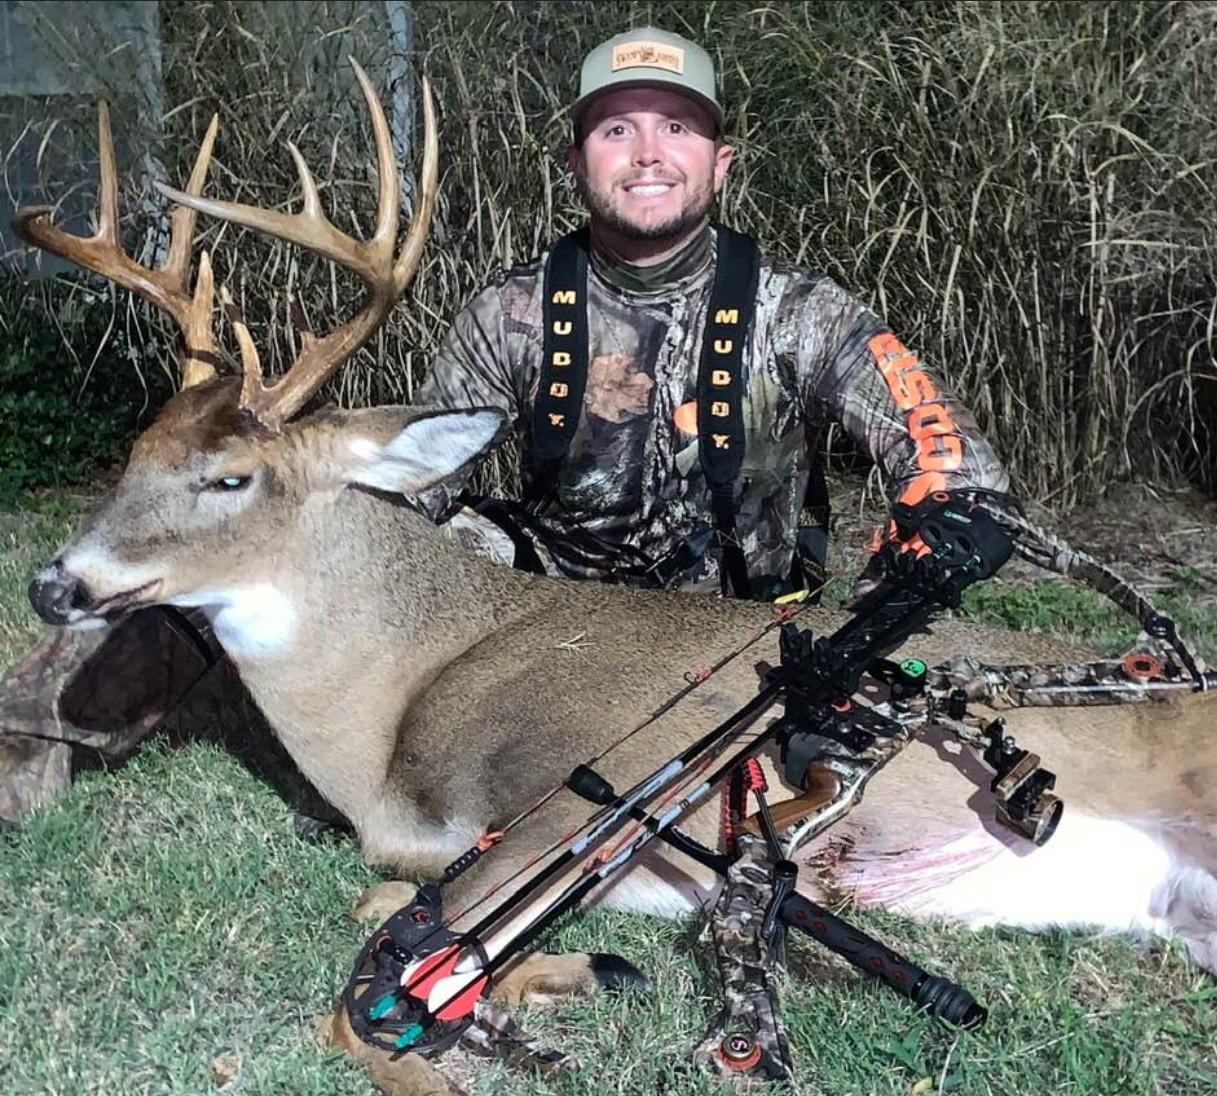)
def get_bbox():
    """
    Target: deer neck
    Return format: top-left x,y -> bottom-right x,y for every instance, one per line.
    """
190,489 -> 547,818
